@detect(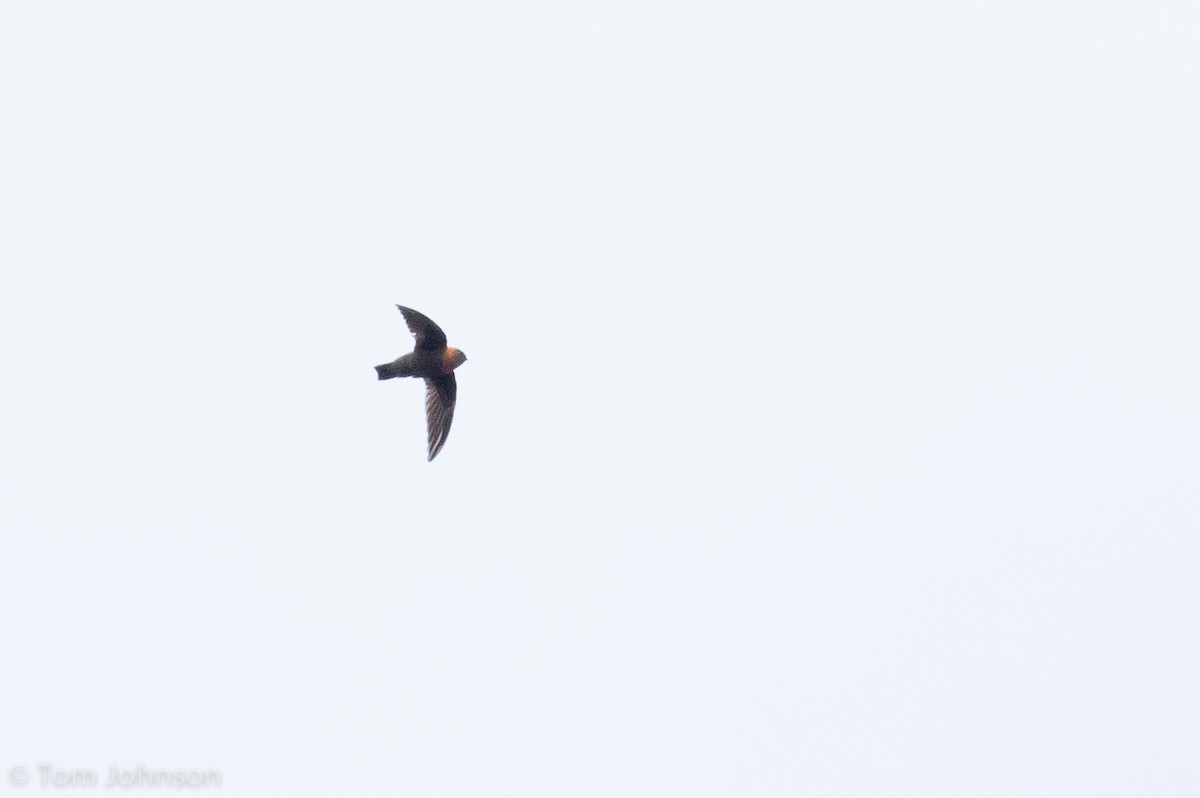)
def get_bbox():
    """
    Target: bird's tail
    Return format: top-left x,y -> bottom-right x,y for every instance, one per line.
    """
375,363 -> 405,380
